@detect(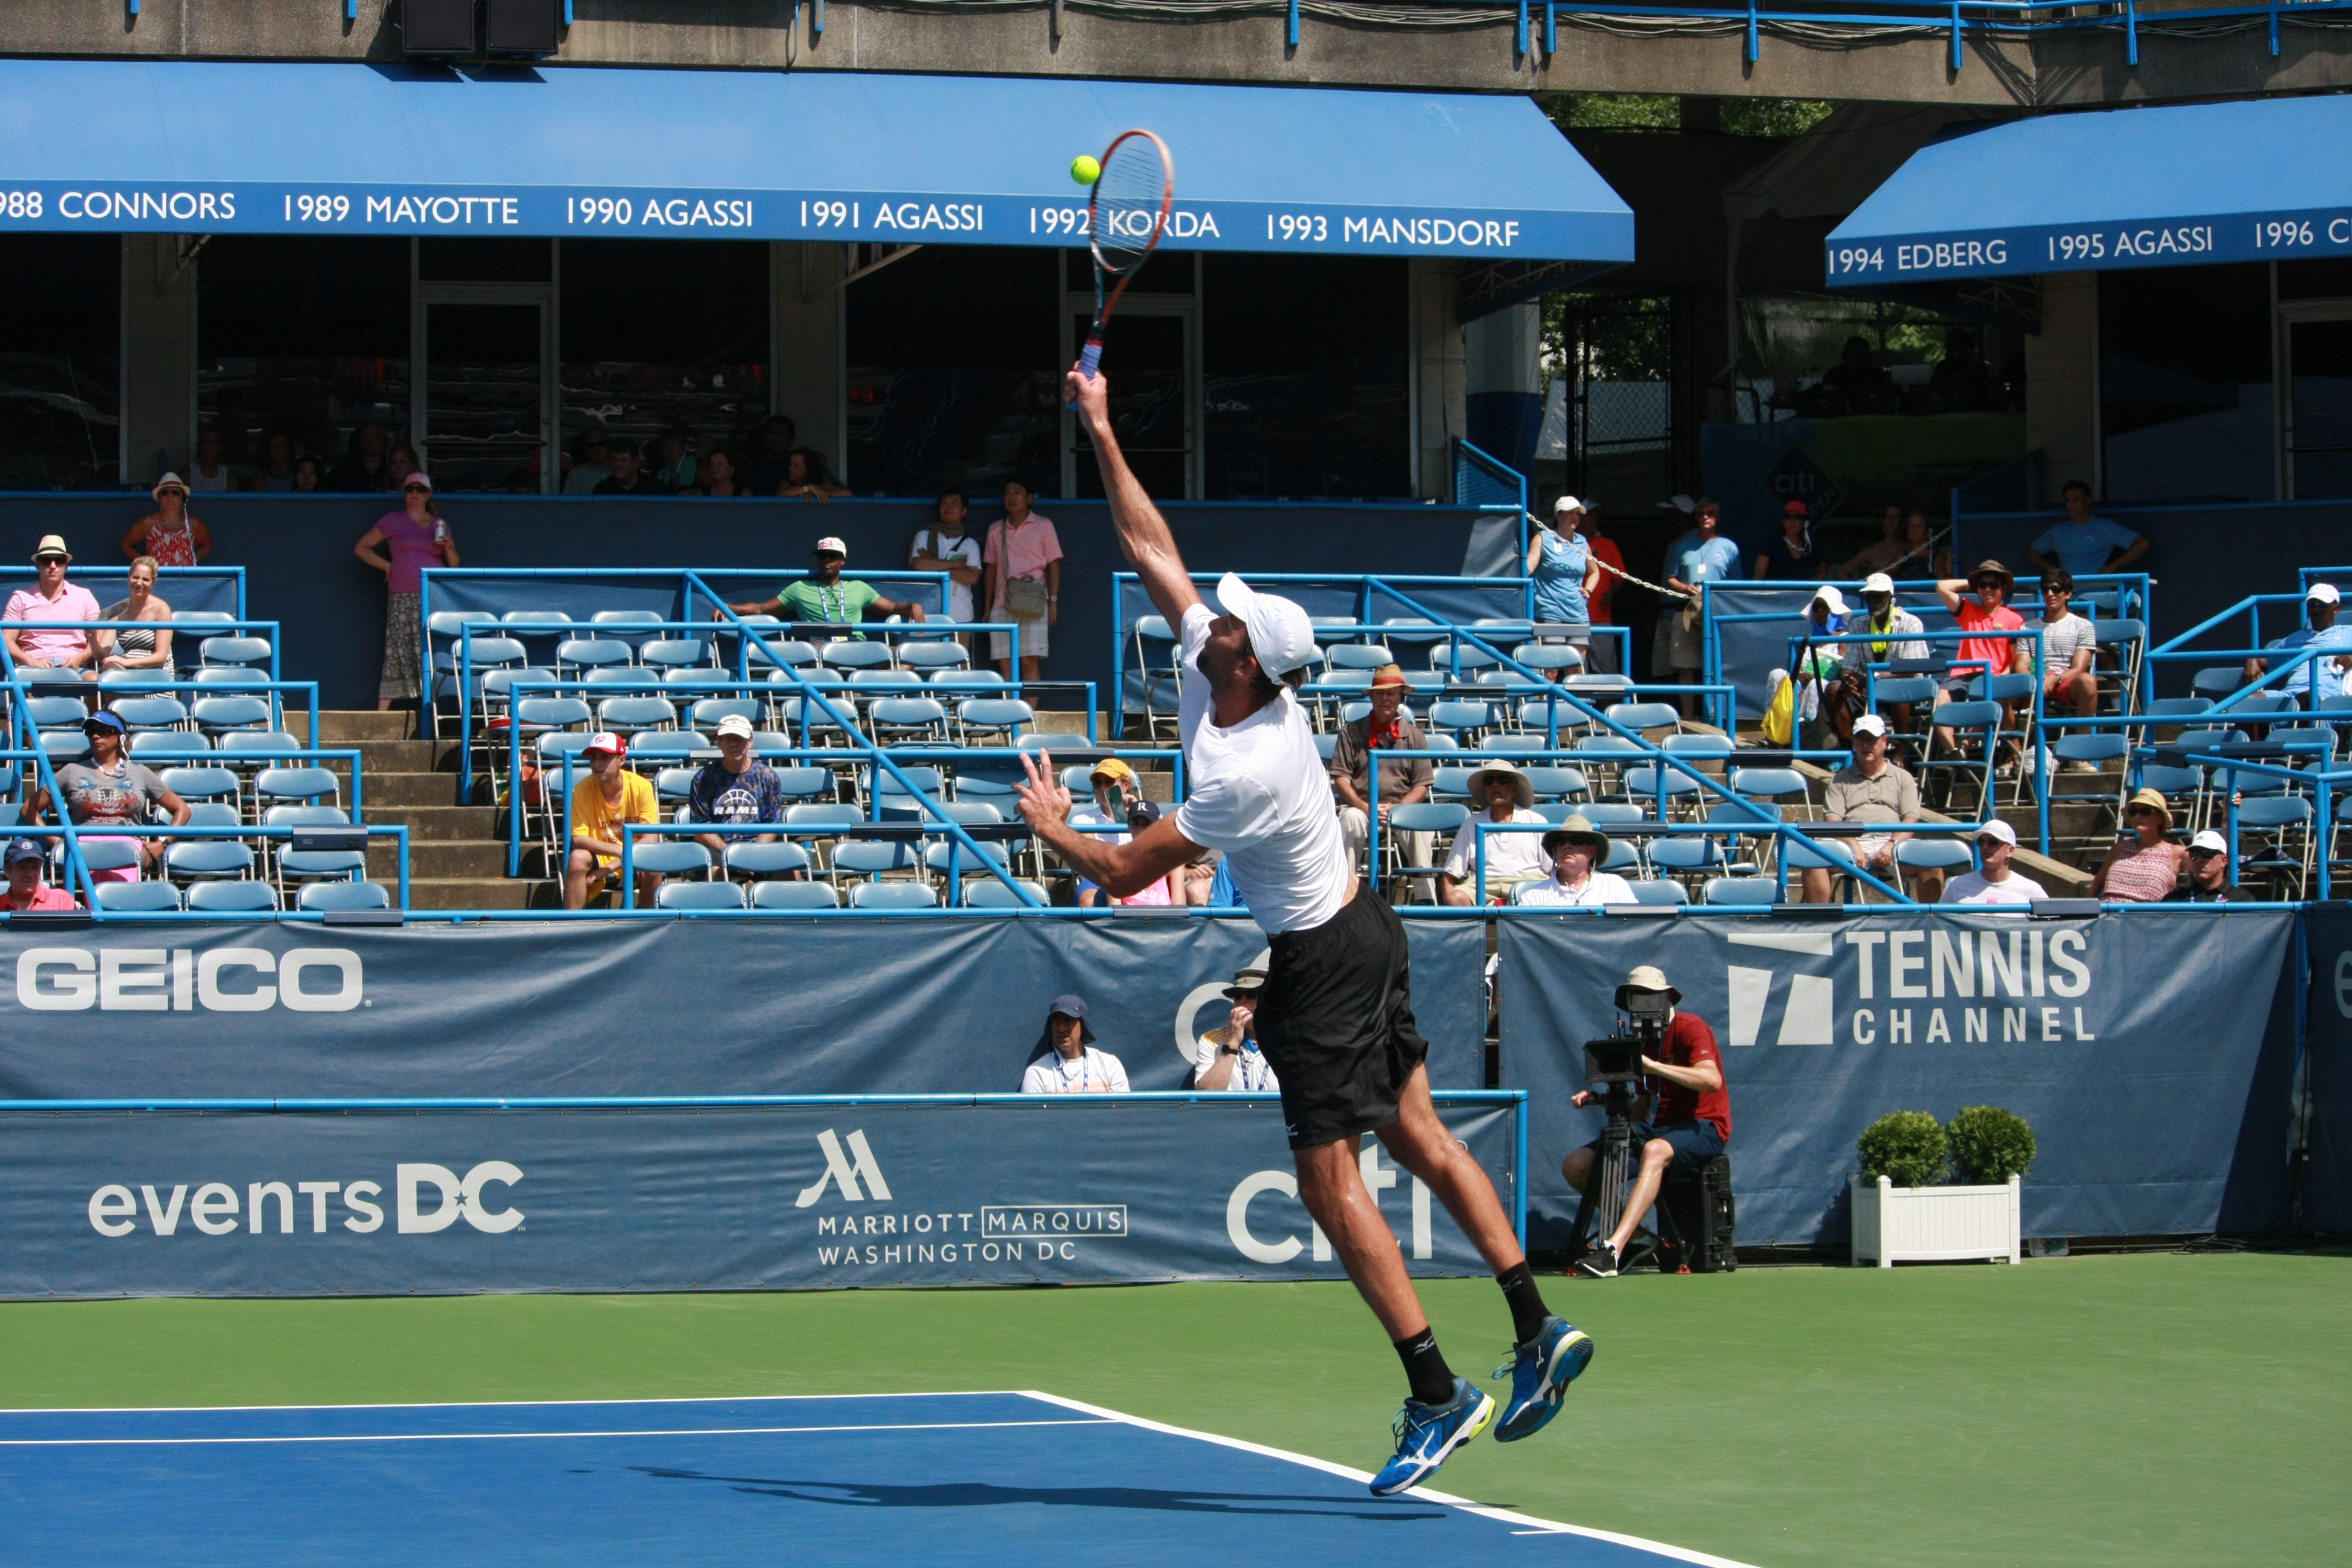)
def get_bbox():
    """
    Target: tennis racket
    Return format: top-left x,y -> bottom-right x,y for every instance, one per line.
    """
1069,129 -> 1175,405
